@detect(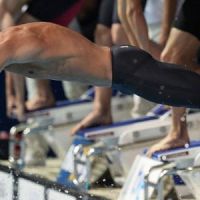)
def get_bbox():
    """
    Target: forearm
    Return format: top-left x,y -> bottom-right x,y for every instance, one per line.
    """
0,1 -> 16,30
117,0 -> 138,46
159,0 -> 177,46
2,23 -> 113,87
126,0 -> 150,52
